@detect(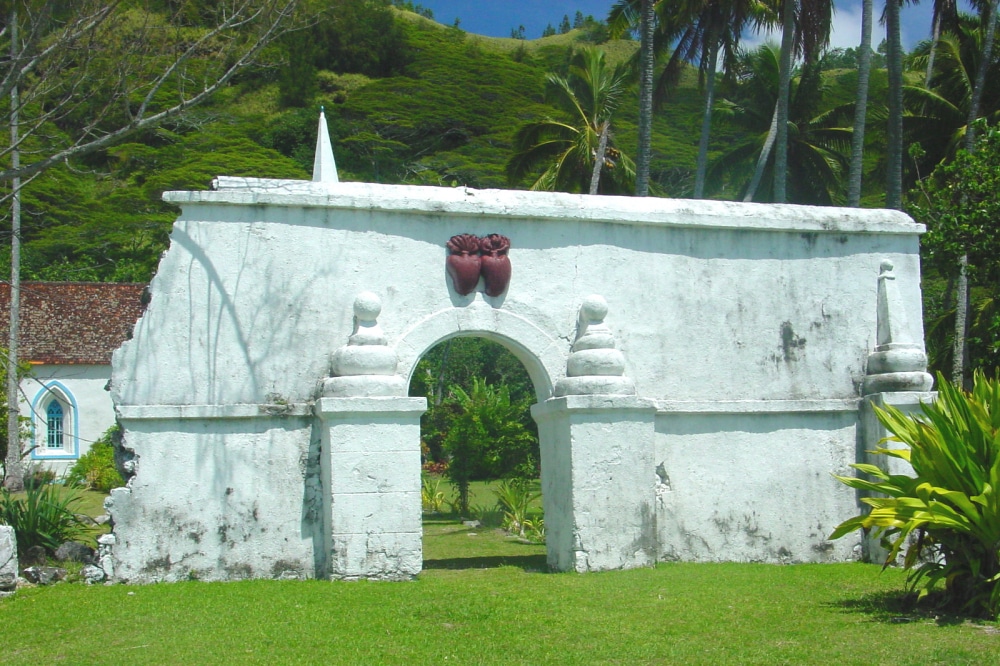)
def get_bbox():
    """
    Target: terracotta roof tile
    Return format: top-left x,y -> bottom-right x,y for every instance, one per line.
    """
0,282 -> 147,365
